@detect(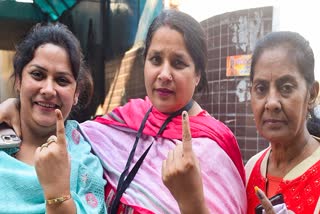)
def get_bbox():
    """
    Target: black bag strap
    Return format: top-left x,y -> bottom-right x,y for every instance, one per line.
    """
110,100 -> 194,213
